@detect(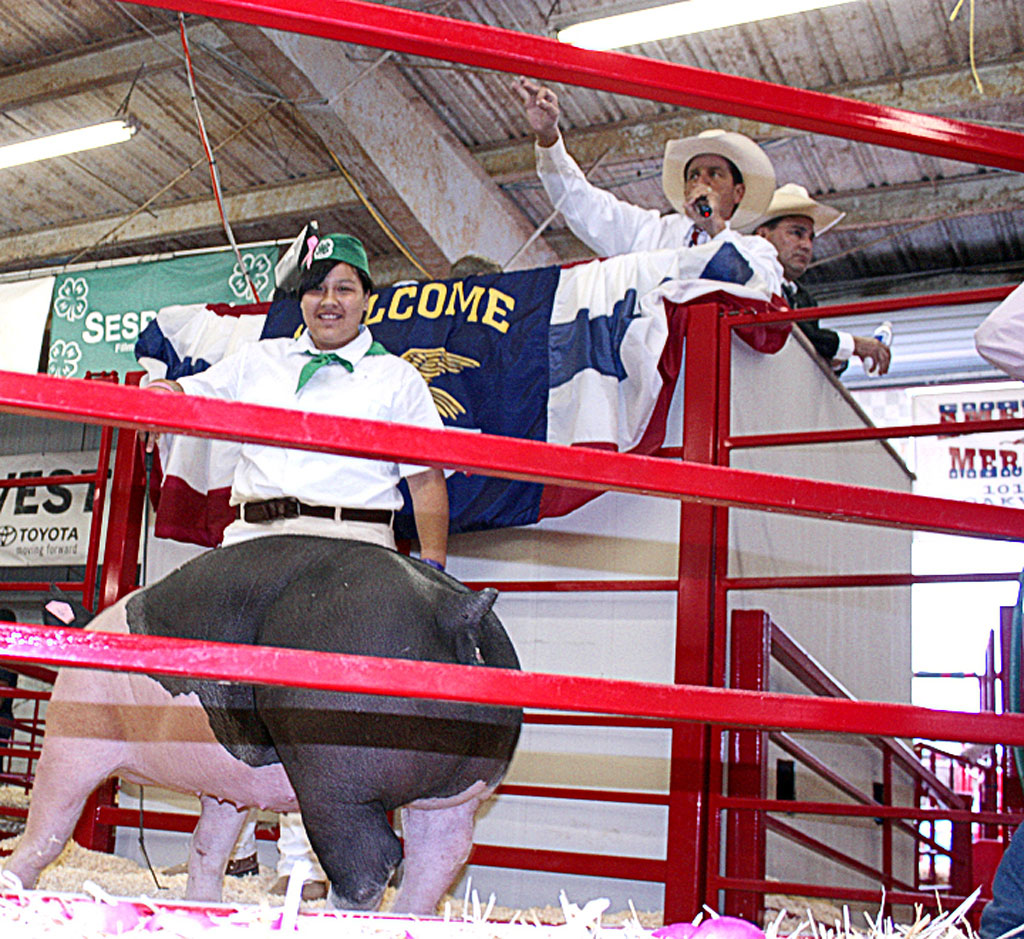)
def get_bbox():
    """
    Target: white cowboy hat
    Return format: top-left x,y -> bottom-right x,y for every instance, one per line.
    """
662,129 -> 775,230
745,183 -> 846,235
